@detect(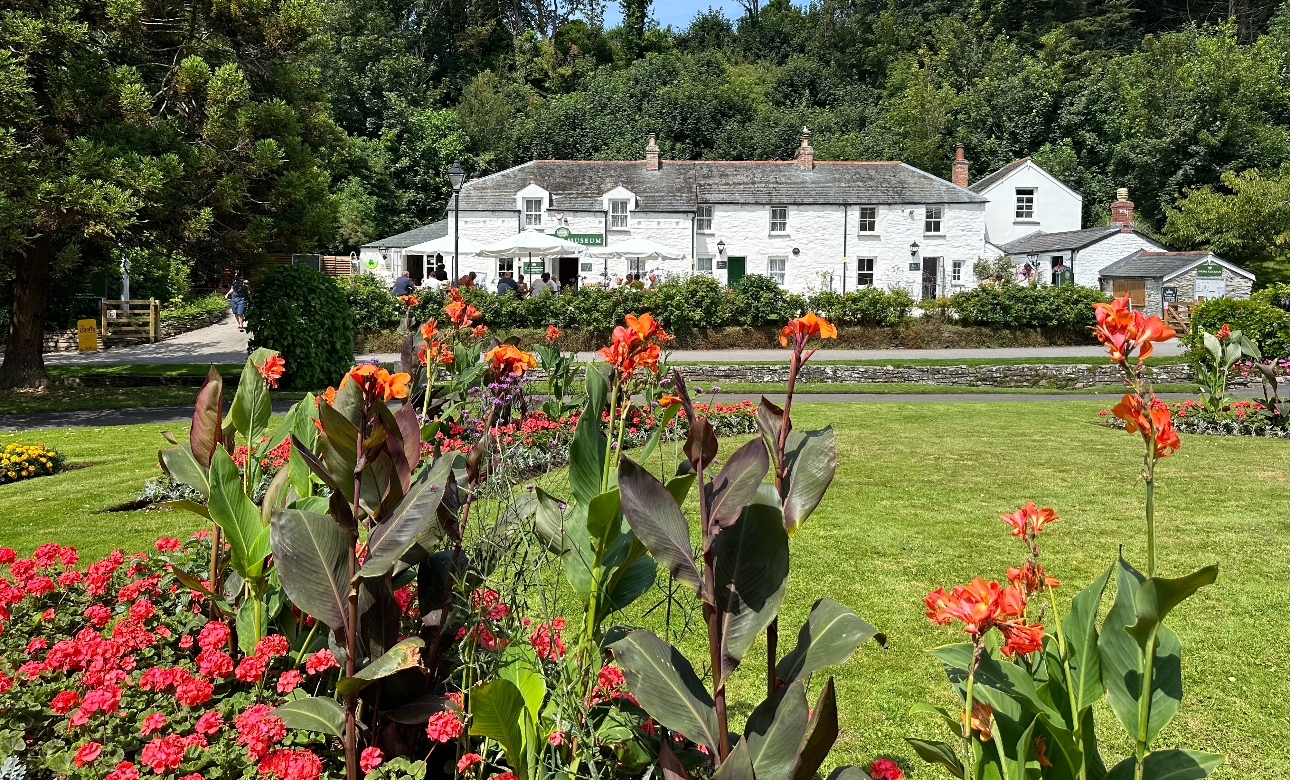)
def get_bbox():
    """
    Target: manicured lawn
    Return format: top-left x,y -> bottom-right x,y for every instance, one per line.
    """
0,386 -> 306,414
706,381 -> 1200,395
44,363 -> 243,377
0,402 -> 1285,777
672,355 -> 1192,367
